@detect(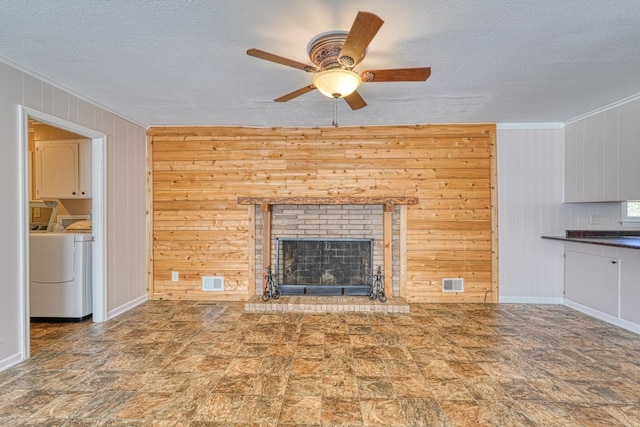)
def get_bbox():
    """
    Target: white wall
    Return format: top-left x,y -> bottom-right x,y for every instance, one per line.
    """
0,59 -> 147,370
563,201 -> 637,230
497,126 -> 567,302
